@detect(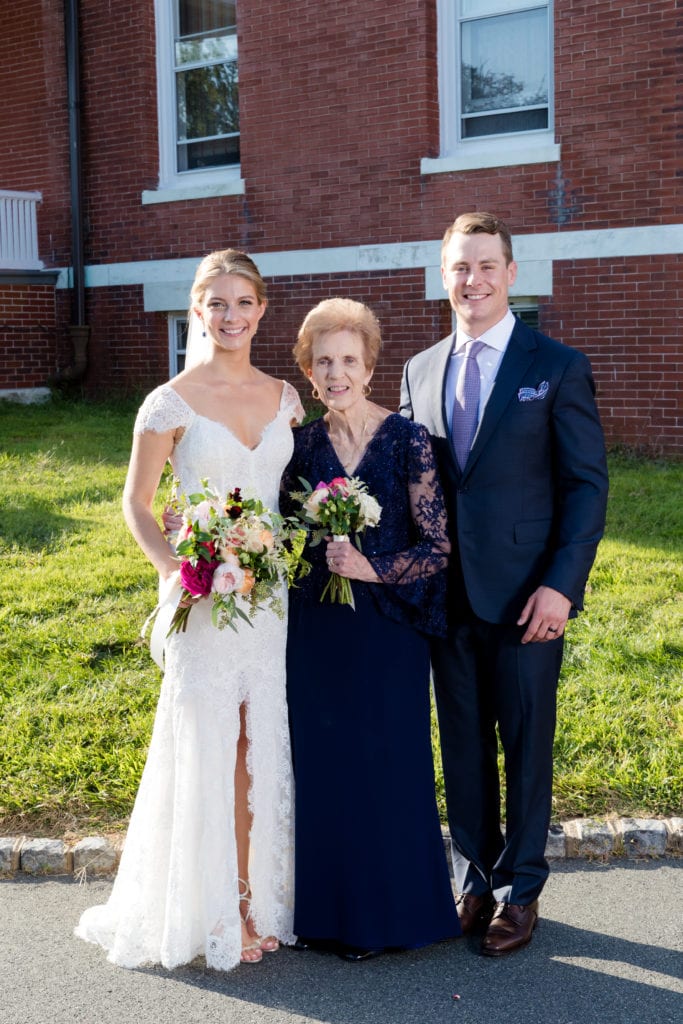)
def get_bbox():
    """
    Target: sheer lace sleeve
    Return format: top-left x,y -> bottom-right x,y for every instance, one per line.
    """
281,380 -> 305,425
369,424 -> 450,584
133,385 -> 194,436
282,416 -> 450,637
